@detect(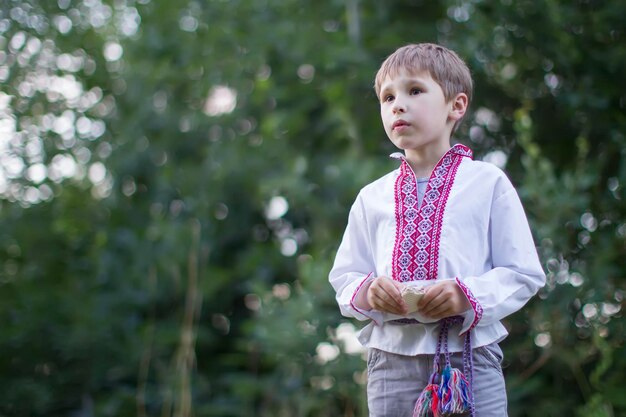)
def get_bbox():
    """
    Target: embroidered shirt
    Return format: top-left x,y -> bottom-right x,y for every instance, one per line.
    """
328,144 -> 546,354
